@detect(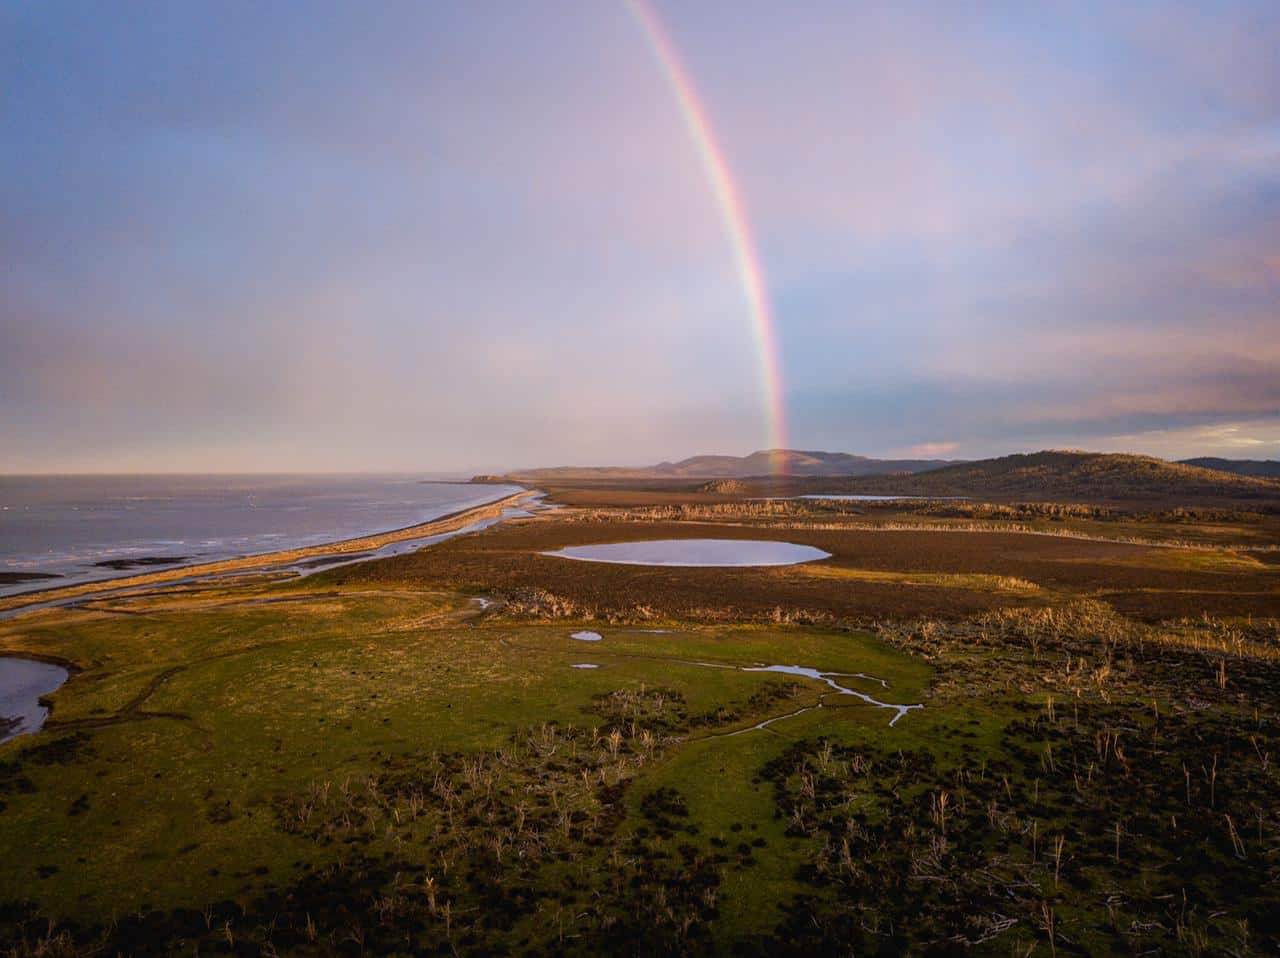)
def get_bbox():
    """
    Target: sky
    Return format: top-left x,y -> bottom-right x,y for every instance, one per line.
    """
3,1 -> 1278,473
